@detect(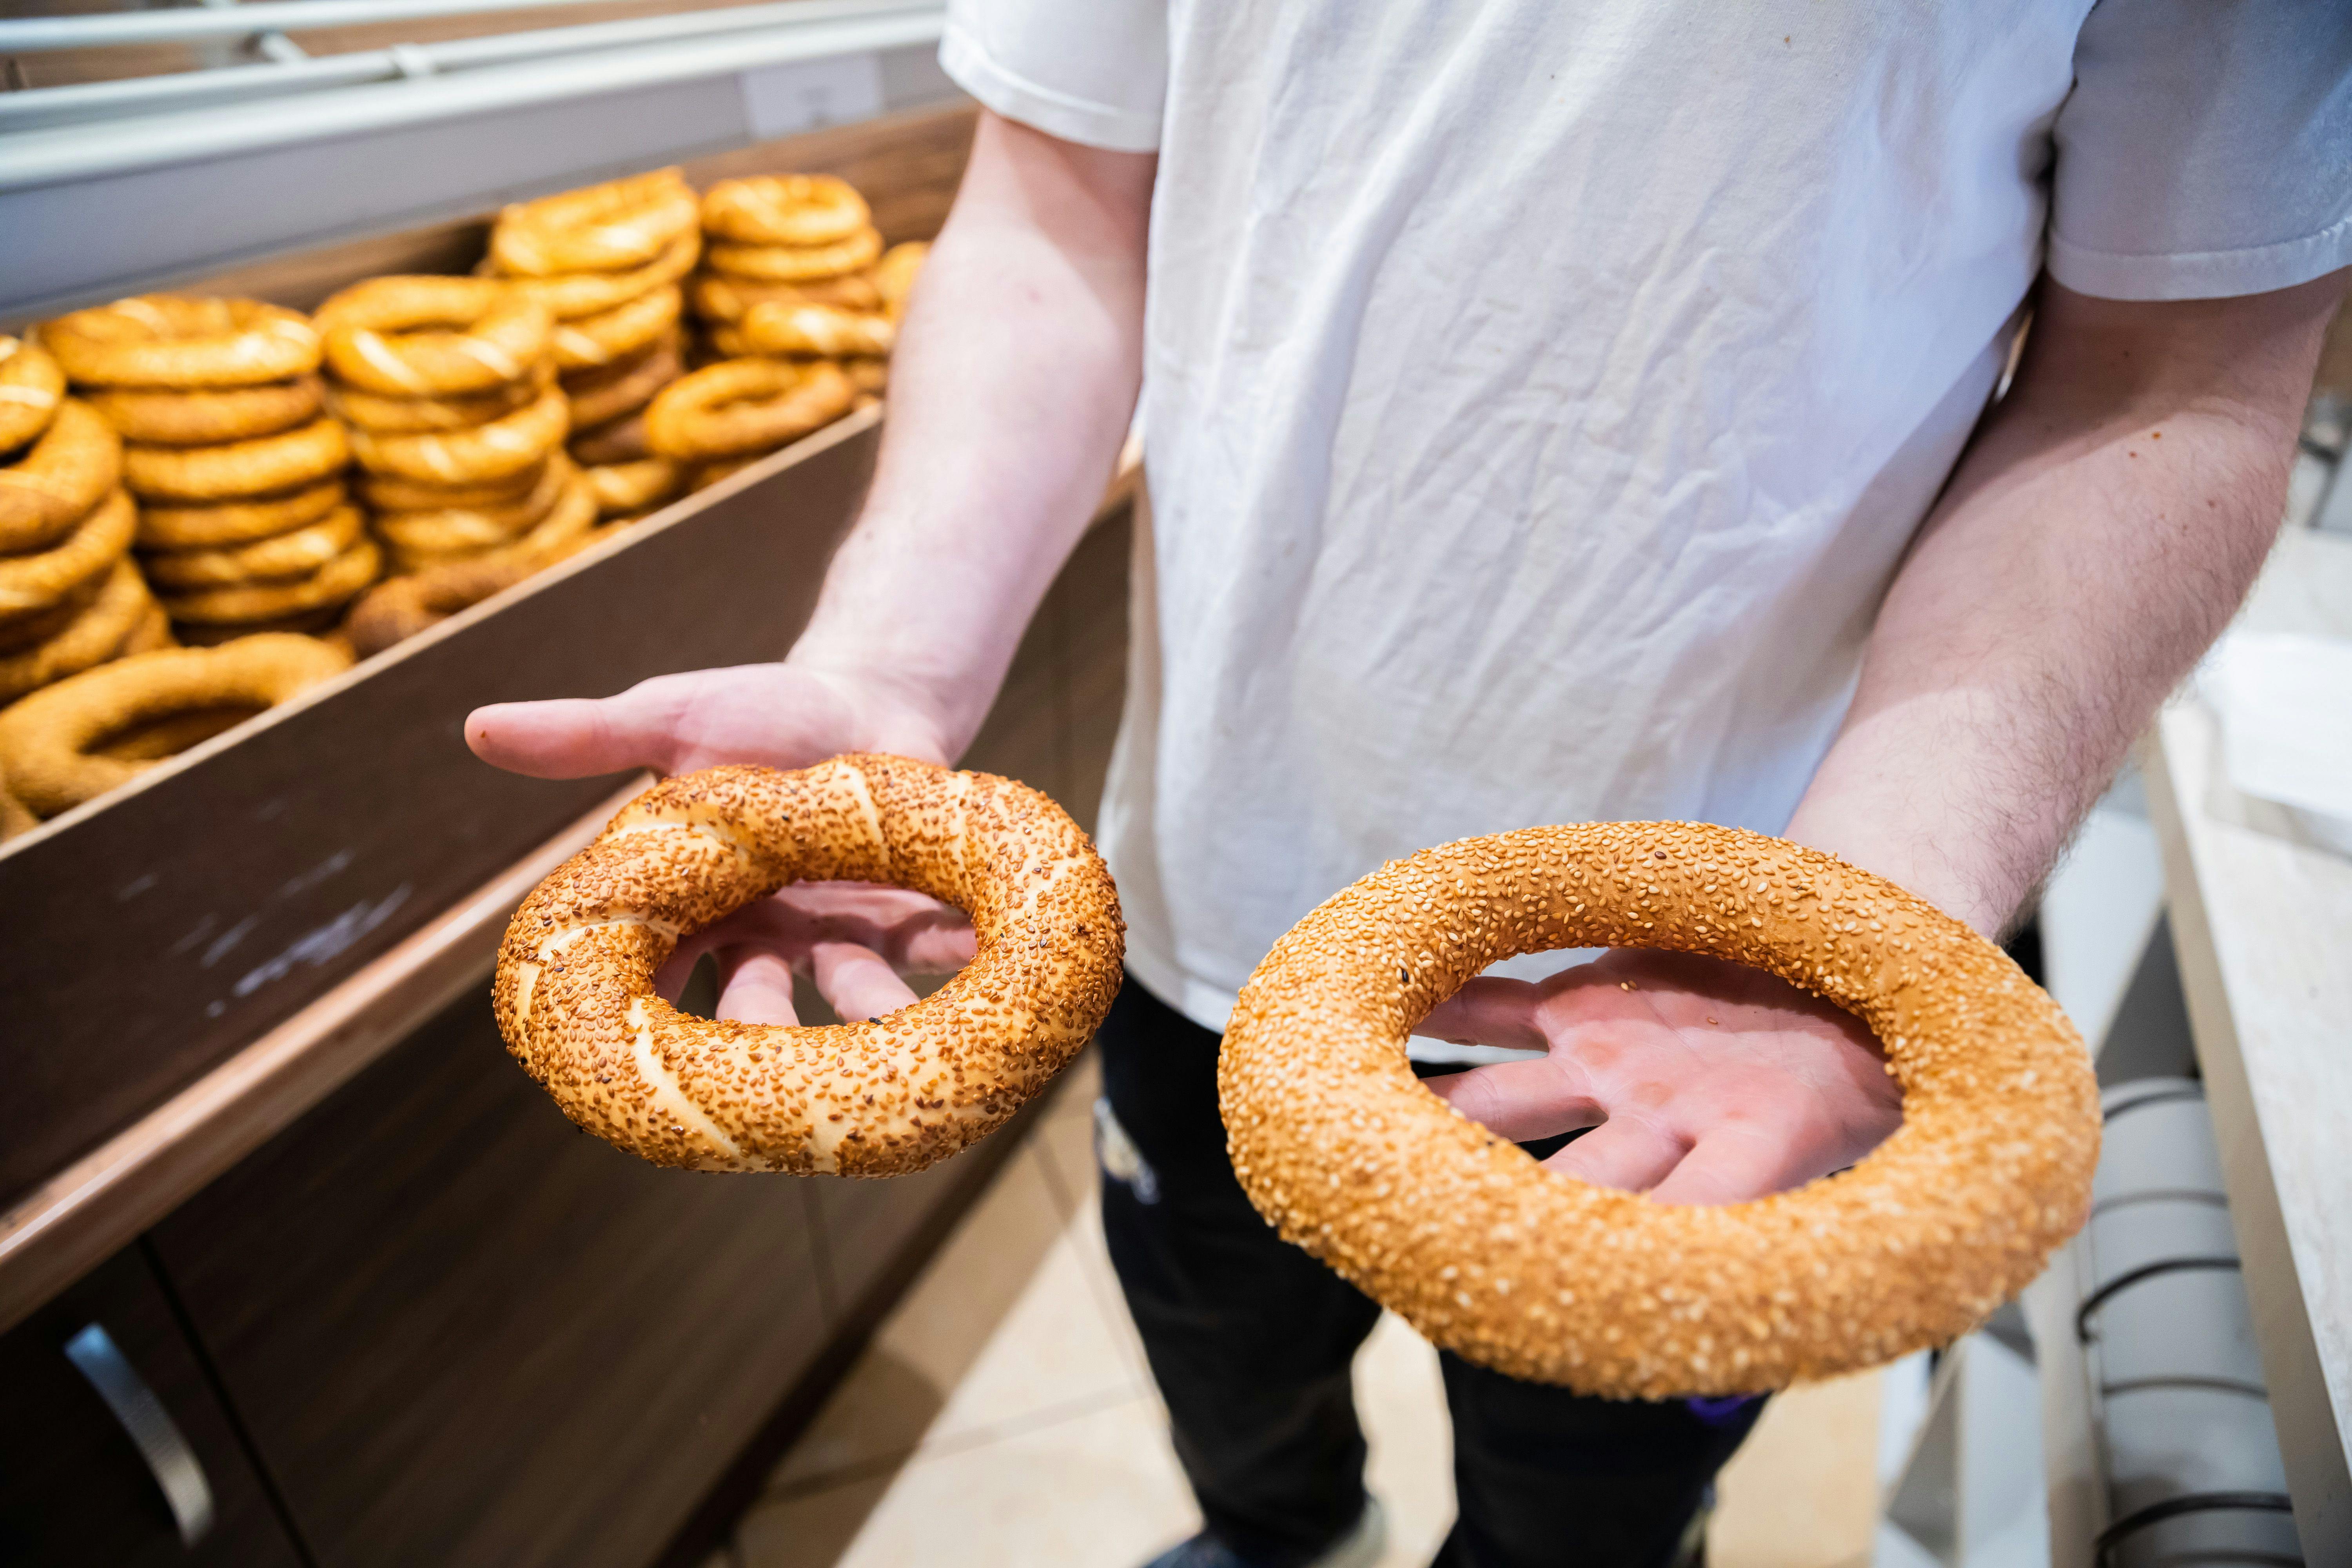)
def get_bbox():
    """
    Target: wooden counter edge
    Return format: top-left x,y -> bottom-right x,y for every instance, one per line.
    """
2140,719 -> 2352,1559
0,778 -> 646,1337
